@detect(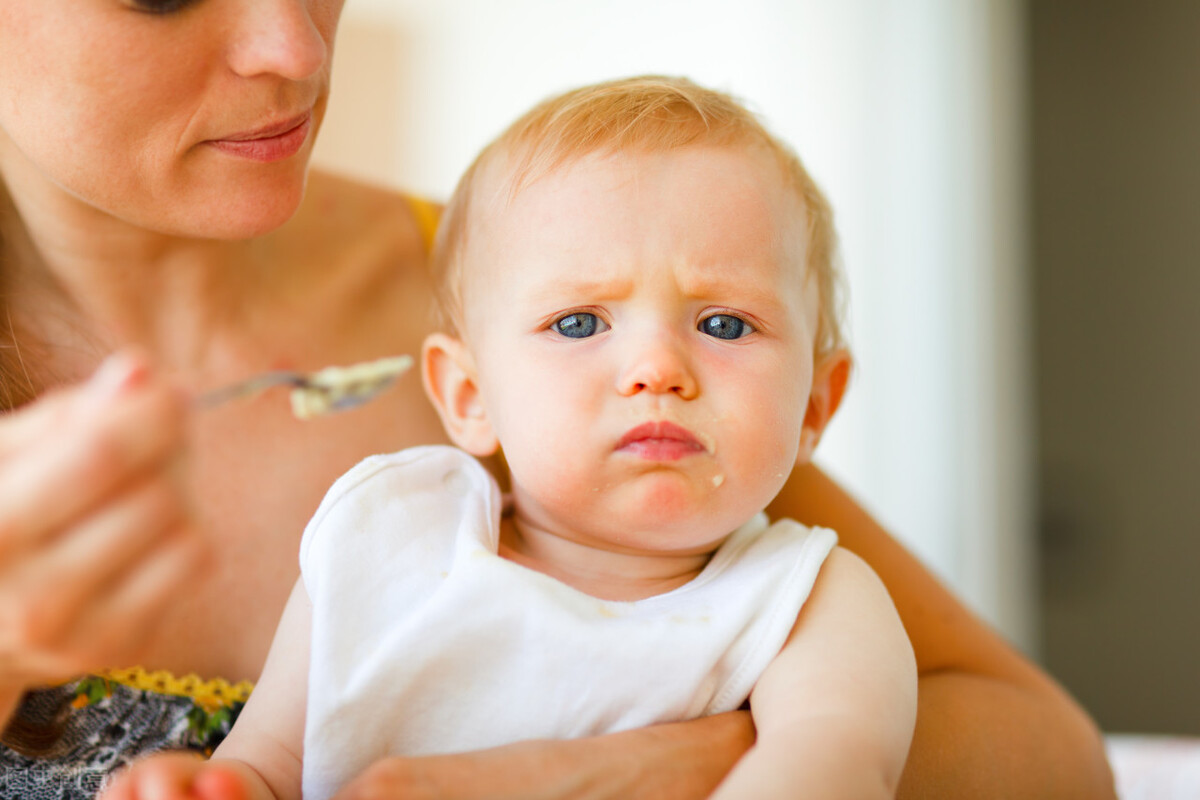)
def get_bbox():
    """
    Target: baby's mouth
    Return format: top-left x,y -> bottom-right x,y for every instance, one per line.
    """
616,421 -> 710,461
